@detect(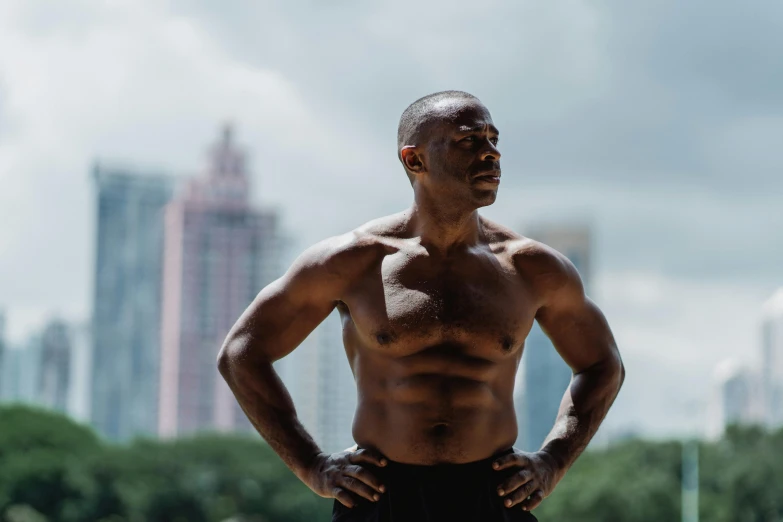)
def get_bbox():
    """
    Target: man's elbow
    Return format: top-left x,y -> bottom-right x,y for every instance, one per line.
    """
217,333 -> 273,380
612,351 -> 626,393
216,345 -> 233,380
216,335 -> 245,378
588,350 -> 625,394
216,347 -> 231,377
